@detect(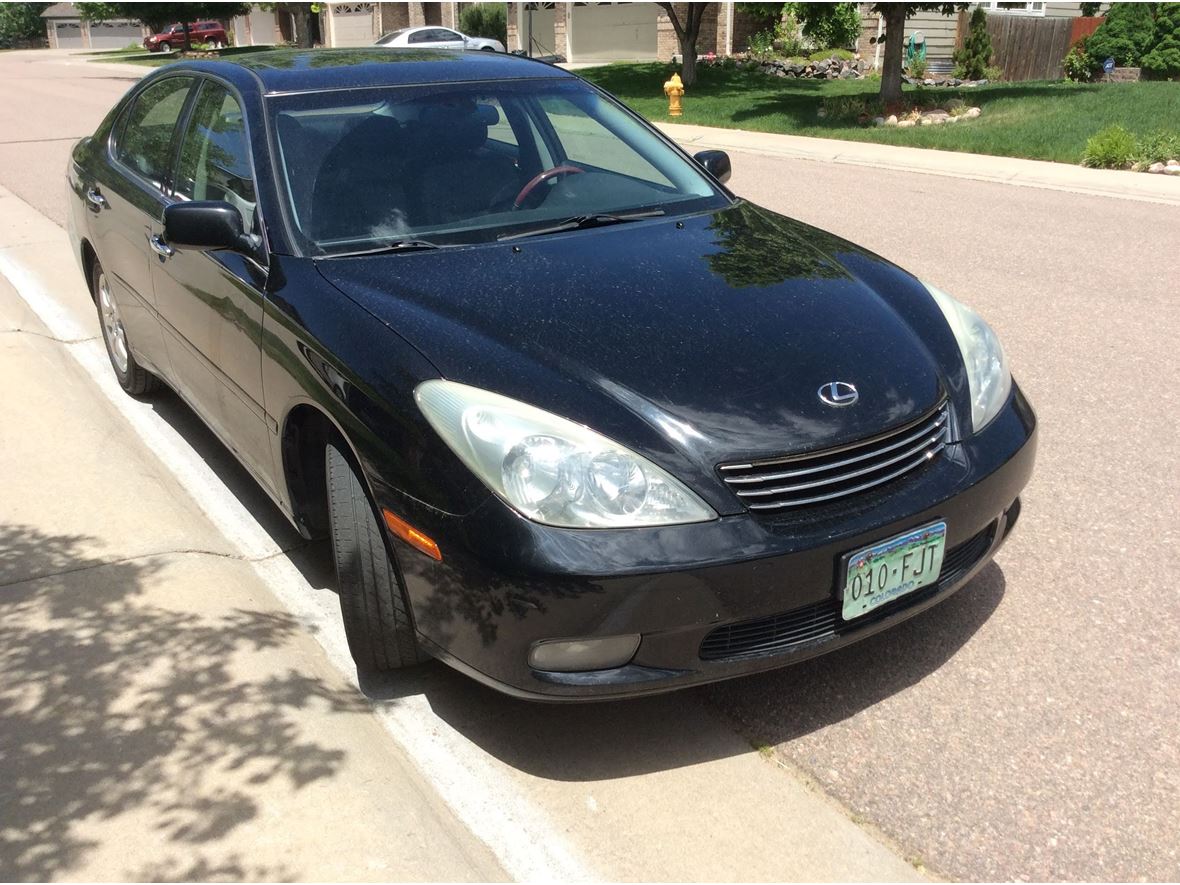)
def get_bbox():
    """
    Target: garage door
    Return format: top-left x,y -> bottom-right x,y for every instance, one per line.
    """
88,21 -> 142,49
519,3 -> 557,56
569,2 -> 658,62
54,22 -> 84,49
329,3 -> 376,47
